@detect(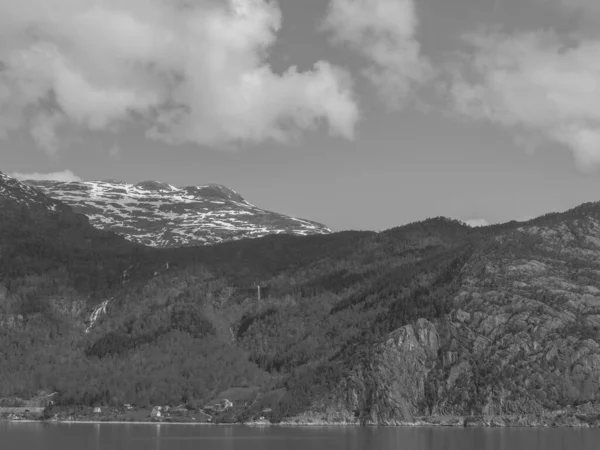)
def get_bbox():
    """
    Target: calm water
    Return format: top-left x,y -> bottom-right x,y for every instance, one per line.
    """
1,422 -> 599,450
